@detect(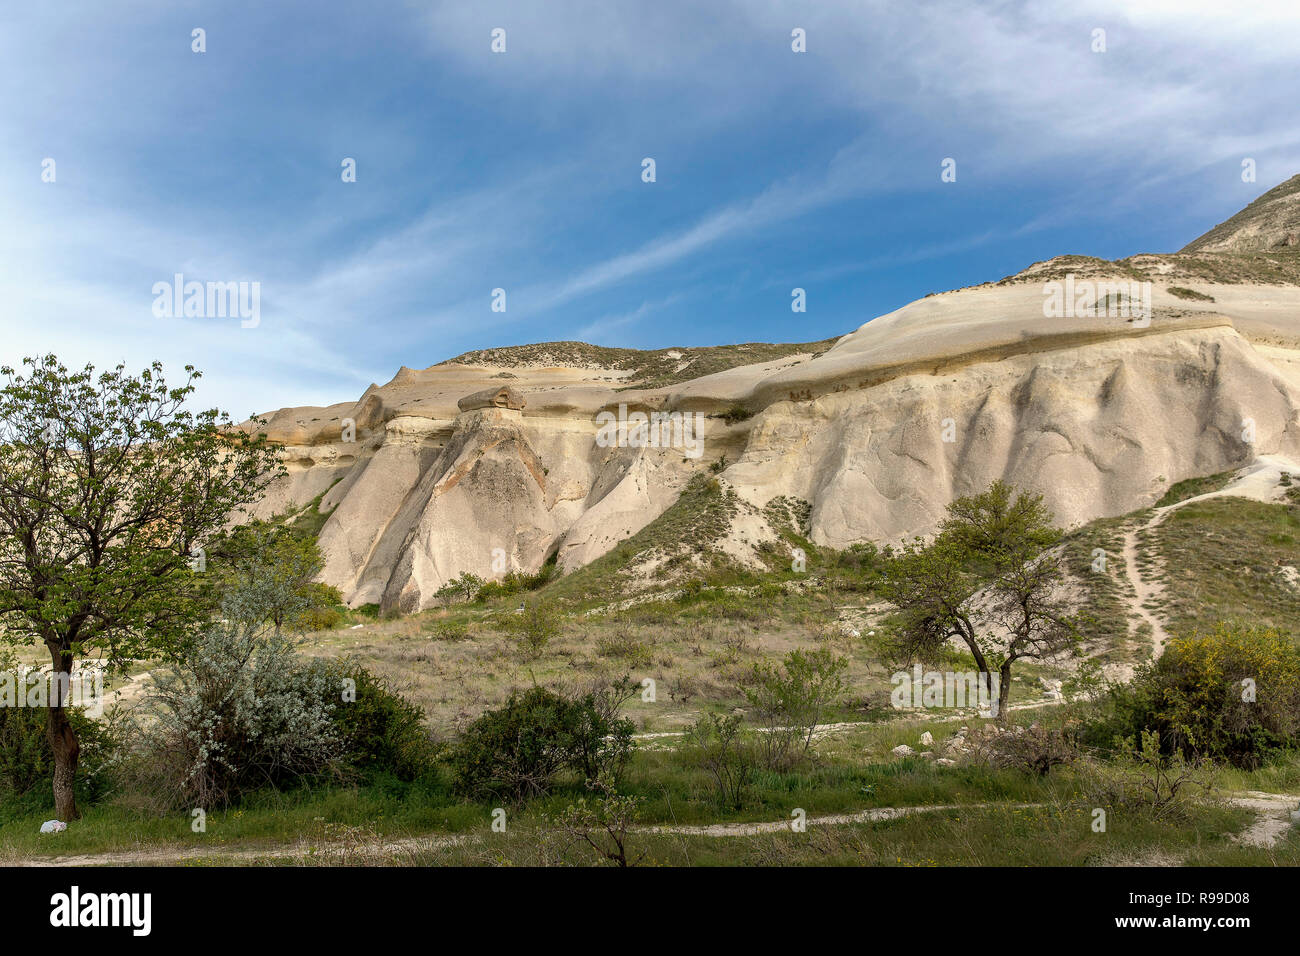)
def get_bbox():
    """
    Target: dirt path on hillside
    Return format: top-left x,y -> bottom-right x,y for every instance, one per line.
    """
1121,515 -> 1174,657
1119,455 -> 1300,661
633,697 -> 1068,743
